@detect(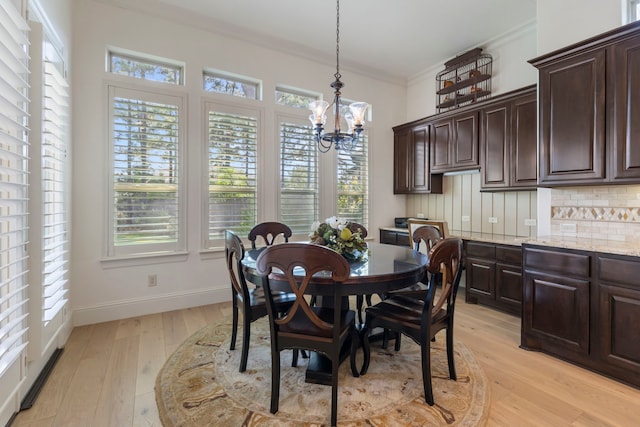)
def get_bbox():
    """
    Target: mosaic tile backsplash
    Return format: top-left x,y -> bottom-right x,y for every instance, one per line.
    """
550,185 -> 640,242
